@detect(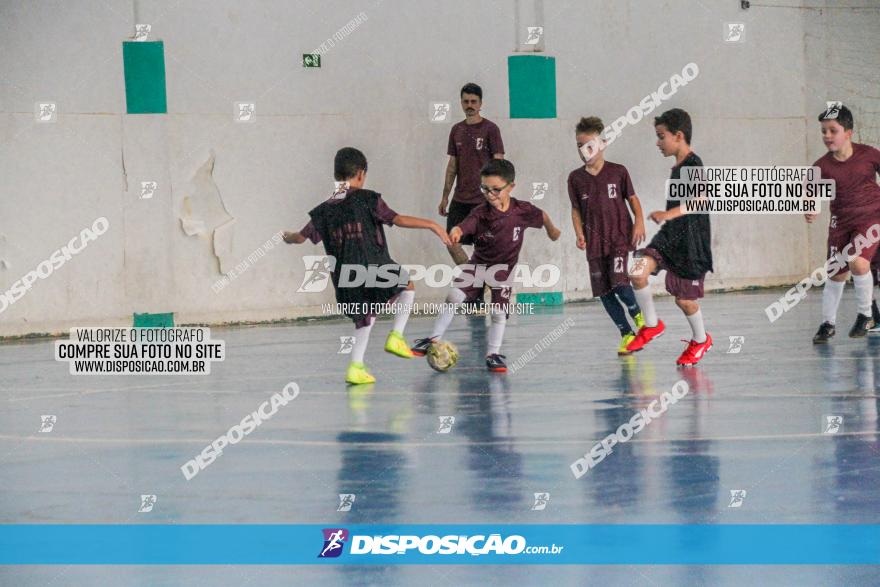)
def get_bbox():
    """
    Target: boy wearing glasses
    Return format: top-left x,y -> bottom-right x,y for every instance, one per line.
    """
412,159 -> 561,372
